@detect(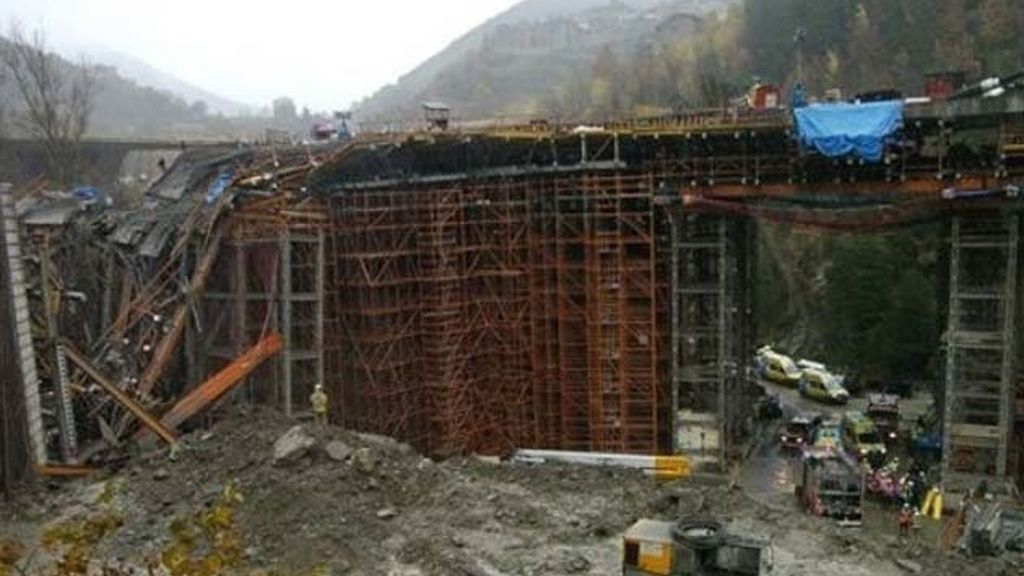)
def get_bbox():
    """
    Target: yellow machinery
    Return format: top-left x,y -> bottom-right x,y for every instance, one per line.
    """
622,518 -> 771,575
